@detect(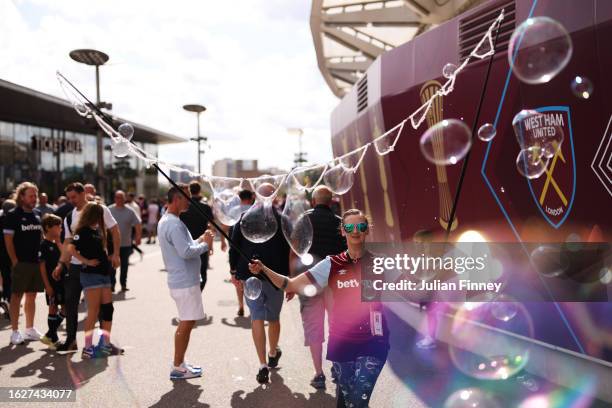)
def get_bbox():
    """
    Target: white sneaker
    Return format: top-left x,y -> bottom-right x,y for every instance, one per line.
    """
10,331 -> 25,345
23,327 -> 42,341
